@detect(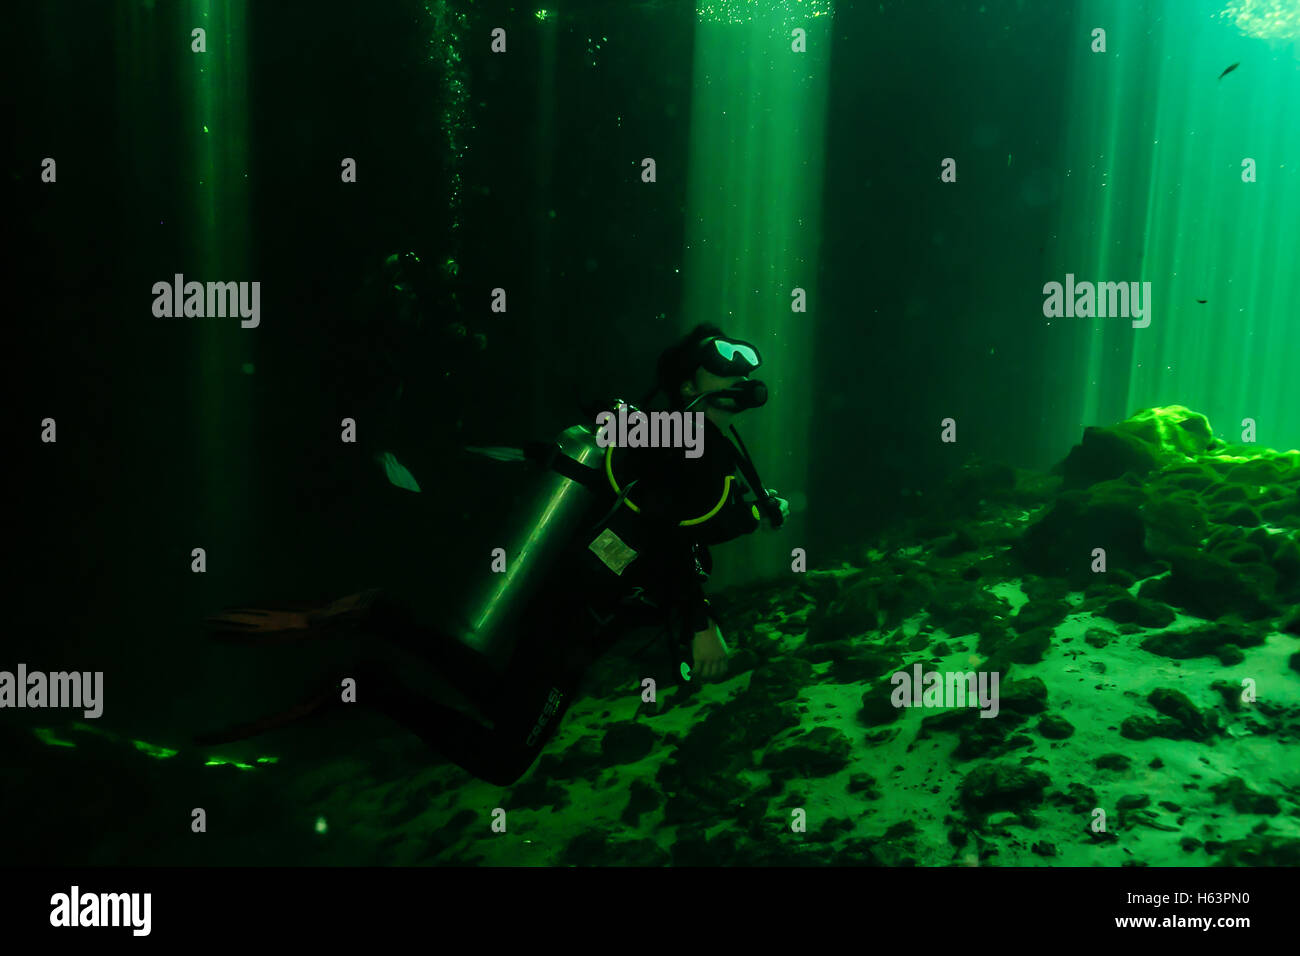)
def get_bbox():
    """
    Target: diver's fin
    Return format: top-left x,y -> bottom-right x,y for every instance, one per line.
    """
205,608 -> 312,642
194,691 -> 338,745
206,591 -> 379,644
